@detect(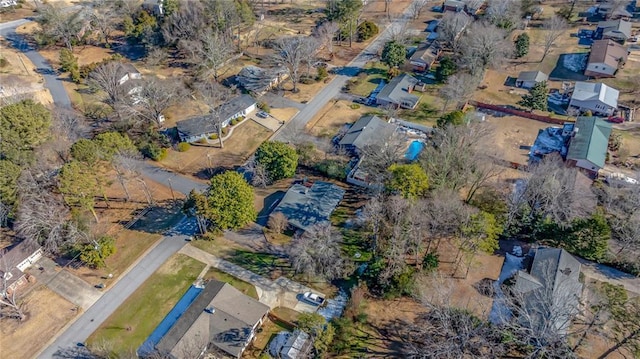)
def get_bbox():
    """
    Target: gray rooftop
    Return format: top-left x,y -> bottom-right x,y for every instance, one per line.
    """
272,182 -> 345,232
236,66 -> 286,93
529,125 -> 573,163
571,81 -> 619,108
176,94 -> 256,138
156,280 -> 269,358
377,73 -> 421,109
338,115 -> 396,151
410,41 -> 440,65
517,70 -> 548,83
0,240 -> 41,290
597,19 -> 632,39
